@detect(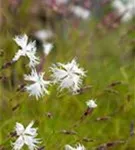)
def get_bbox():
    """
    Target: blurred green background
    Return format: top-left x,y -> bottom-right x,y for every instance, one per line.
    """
0,0 -> 135,149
